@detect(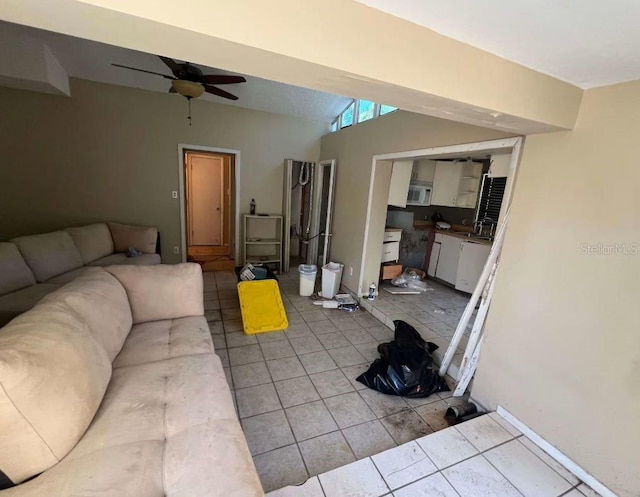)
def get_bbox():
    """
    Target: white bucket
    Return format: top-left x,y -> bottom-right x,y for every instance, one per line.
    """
298,264 -> 317,297
321,262 -> 344,299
